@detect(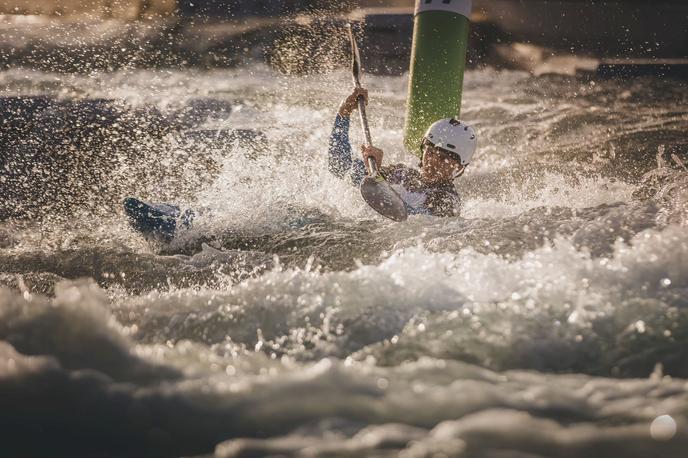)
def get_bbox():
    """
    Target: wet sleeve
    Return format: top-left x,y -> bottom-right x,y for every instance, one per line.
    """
350,158 -> 366,186
328,114 -> 353,179
328,114 -> 366,186
424,189 -> 462,217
